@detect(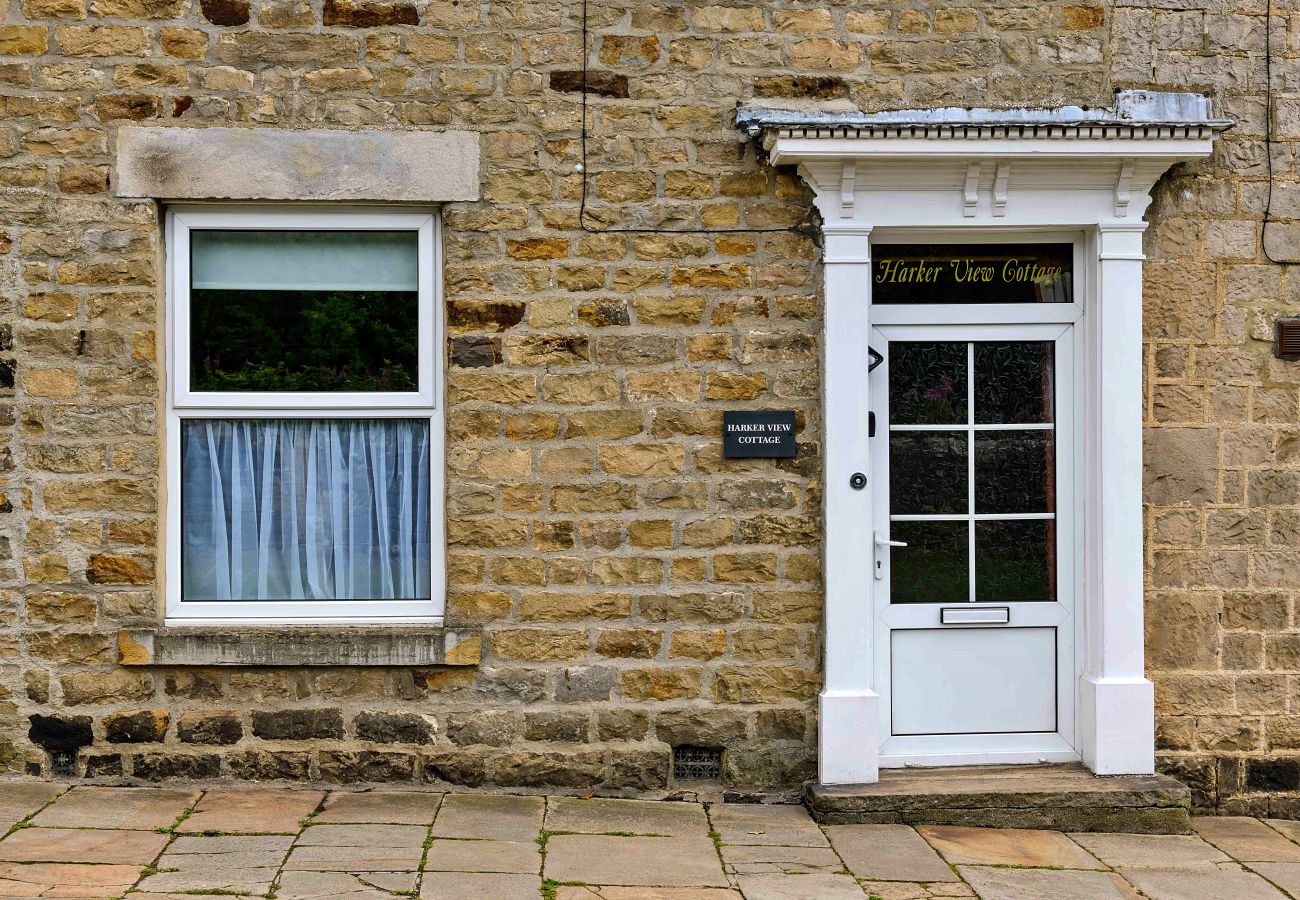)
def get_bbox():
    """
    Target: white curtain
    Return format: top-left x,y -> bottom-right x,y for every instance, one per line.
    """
182,419 -> 431,601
